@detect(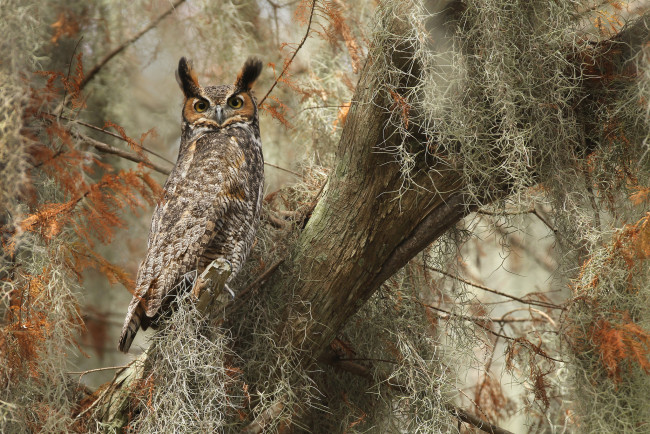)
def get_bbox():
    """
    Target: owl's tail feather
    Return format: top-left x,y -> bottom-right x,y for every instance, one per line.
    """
118,303 -> 145,353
